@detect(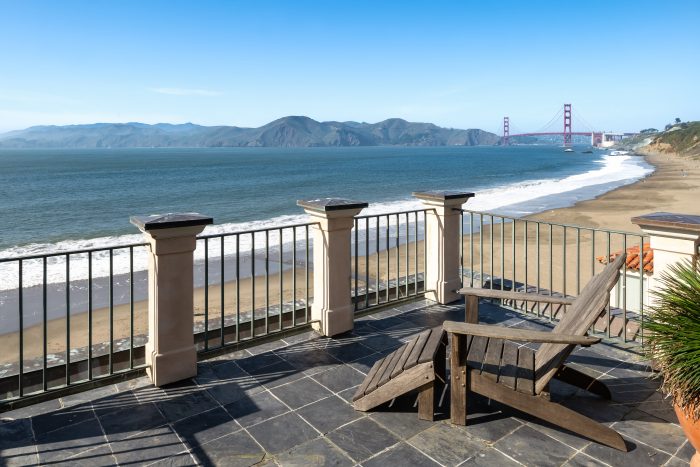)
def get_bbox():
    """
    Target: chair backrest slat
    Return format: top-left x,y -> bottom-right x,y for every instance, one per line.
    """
533,253 -> 626,394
